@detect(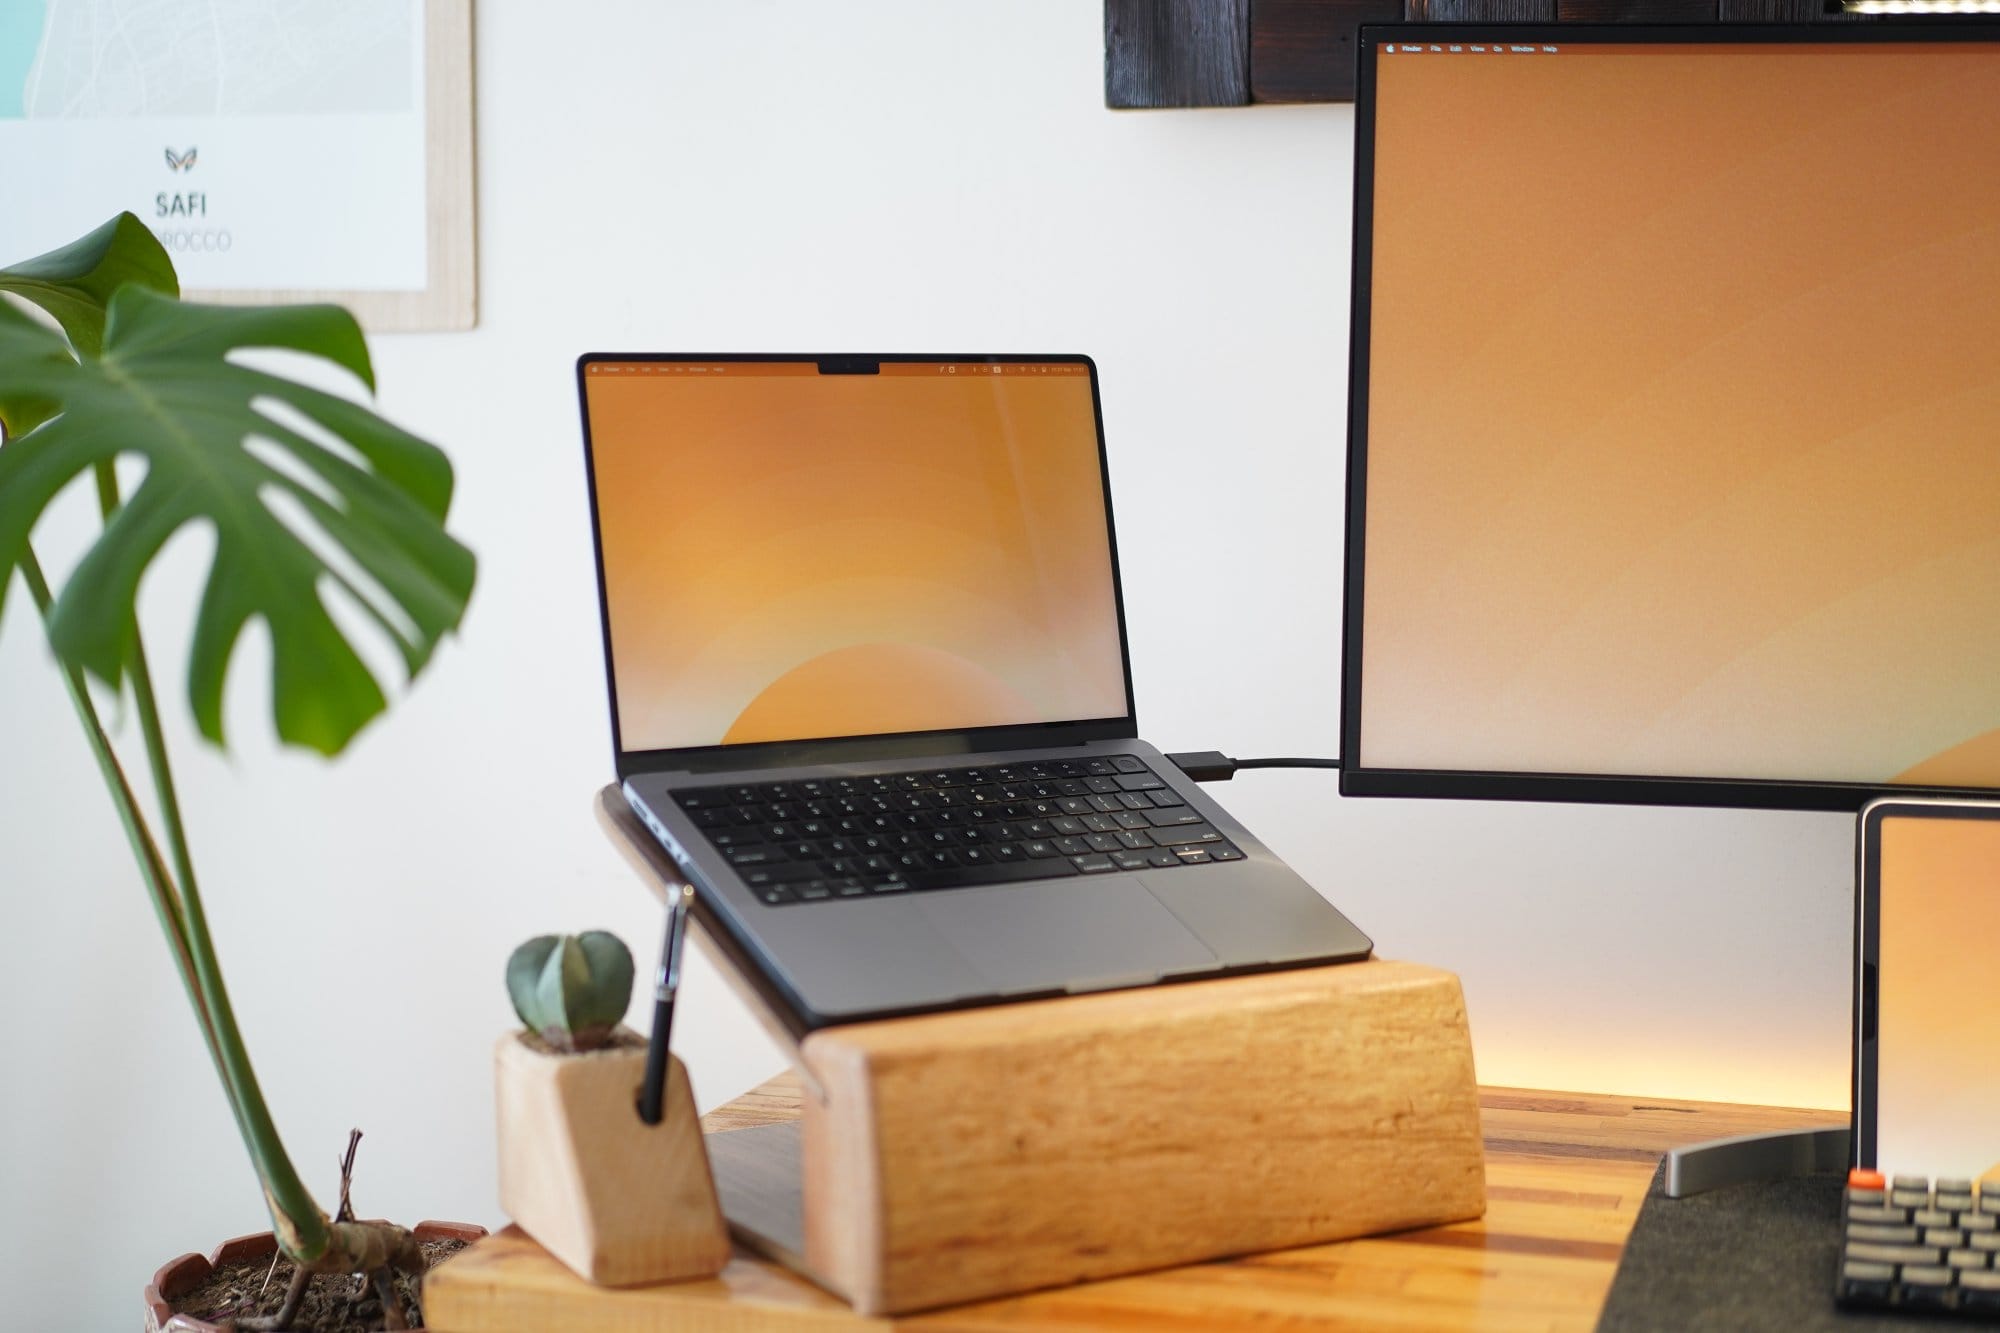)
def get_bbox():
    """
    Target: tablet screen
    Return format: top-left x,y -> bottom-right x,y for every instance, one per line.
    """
1864,803 -> 2000,1177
